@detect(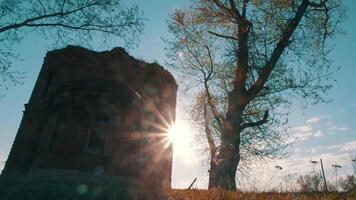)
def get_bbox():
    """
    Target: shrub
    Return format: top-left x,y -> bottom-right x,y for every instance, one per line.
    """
296,173 -> 323,192
340,175 -> 356,192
